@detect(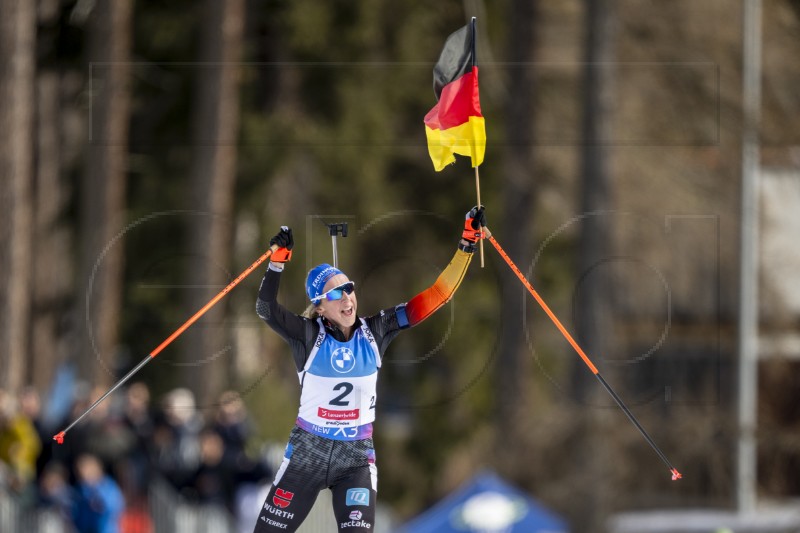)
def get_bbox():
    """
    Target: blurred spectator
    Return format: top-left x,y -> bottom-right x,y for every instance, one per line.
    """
72,453 -> 125,533
83,386 -> 136,469
122,383 -> 153,447
36,461 -> 74,522
212,391 -> 273,532
0,388 -> 42,501
212,391 -> 271,486
189,428 -> 231,506
117,382 -> 154,503
52,385 -> 134,493
19,386 -> 54,478
19,386 -> 44,432
53,382 -> 100,479
212,391 -> 249,455
150,388 -> 202,493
